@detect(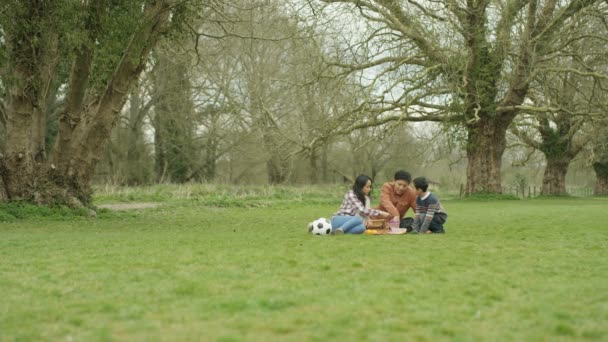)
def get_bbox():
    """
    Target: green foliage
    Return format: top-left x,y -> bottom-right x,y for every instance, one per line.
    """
468,45 -> 500,116
0,202 -> 90,222
463,192 -> 520,201
0,0 -> 159,93
593,160 -> 608,177
534,193 -> 573,199
540,128 -> 569,159
1,198 -> 607,340
0,202 -> 138,222
88,2 -> 147,91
